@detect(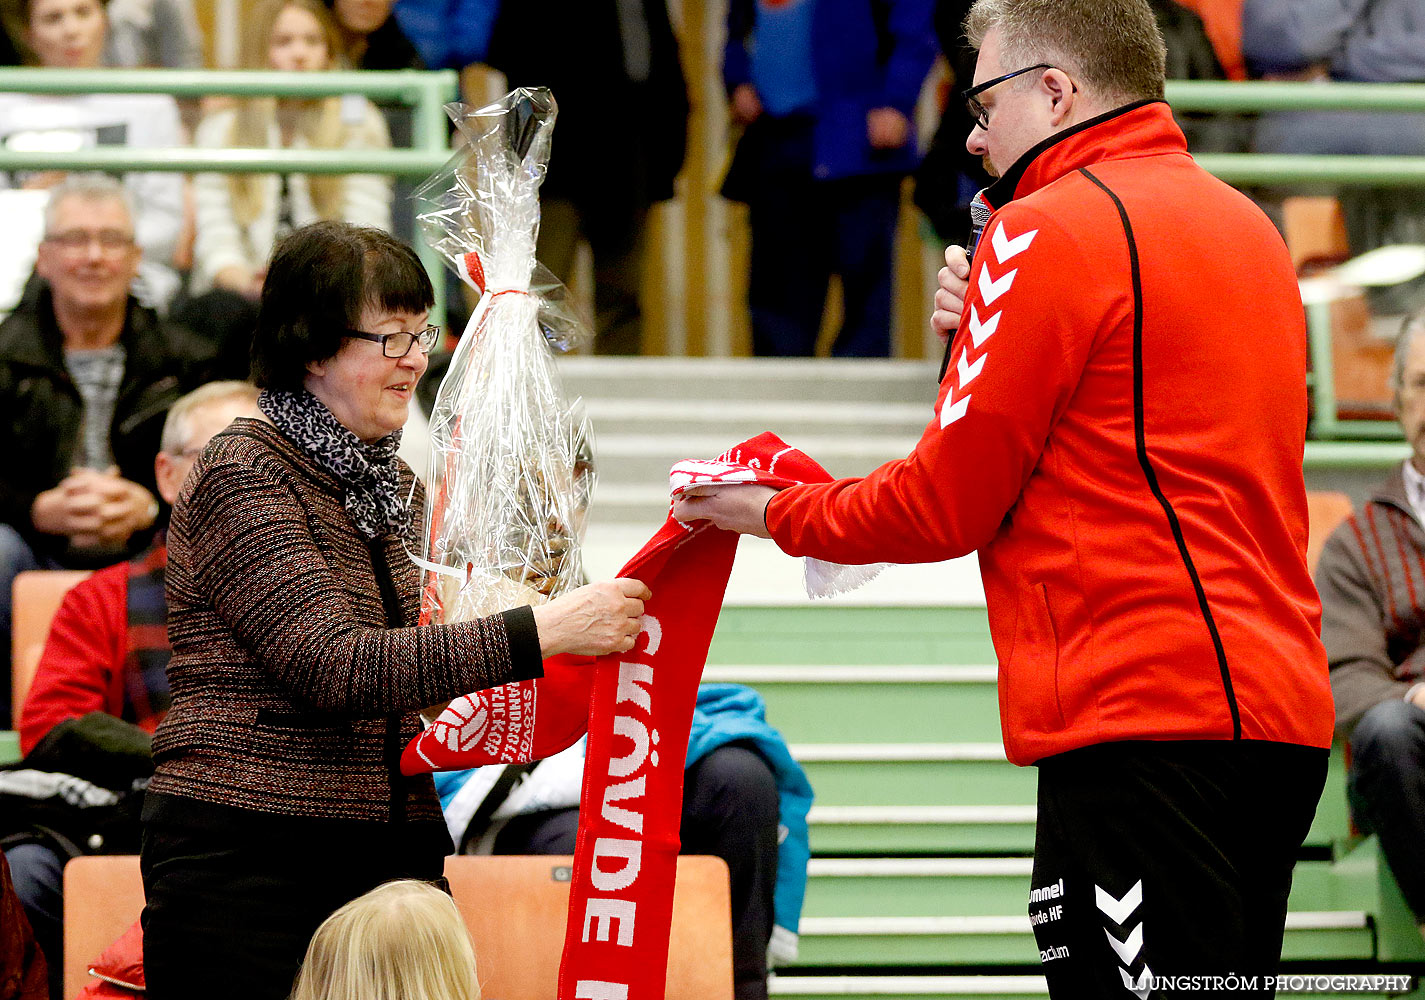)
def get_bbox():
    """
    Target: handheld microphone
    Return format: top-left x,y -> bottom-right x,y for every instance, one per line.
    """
967,188 -> 992,265
941,188 -> 992,382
